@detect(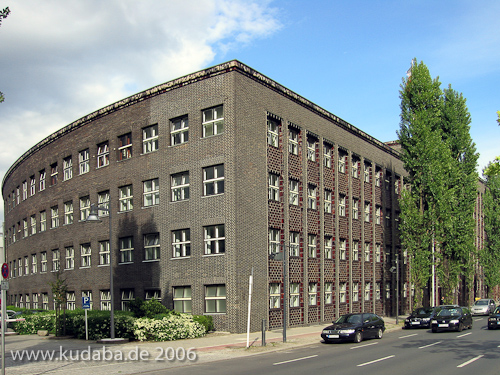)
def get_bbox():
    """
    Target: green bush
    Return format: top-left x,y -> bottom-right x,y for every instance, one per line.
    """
133,315 -> 206,341
12,312 -> 55,334
192,315 -> 214,332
